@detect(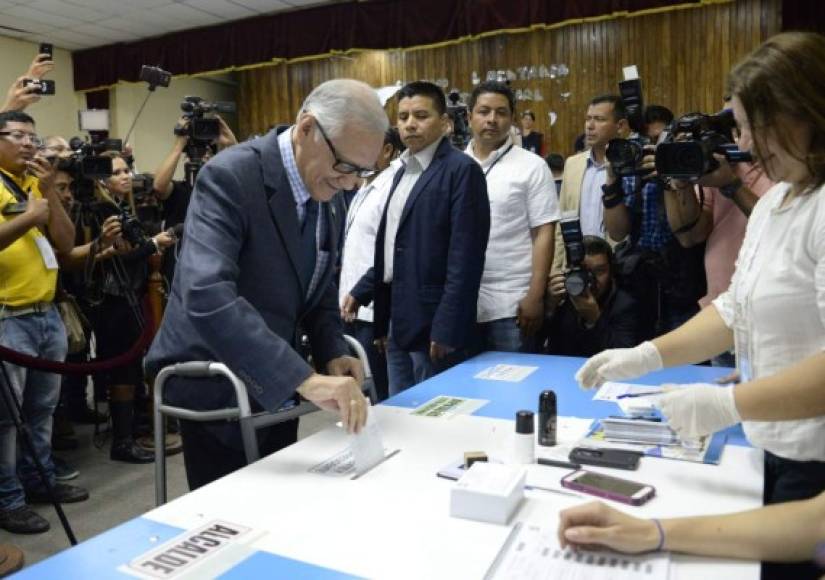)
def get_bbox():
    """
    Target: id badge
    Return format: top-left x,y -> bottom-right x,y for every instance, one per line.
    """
34,236 -> 58,270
